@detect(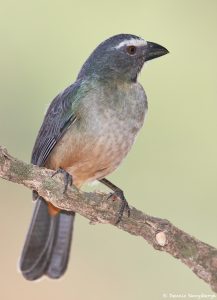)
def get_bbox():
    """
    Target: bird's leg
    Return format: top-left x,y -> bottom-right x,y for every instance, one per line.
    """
99,178 -> 130,224
52,168 -> 73,193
